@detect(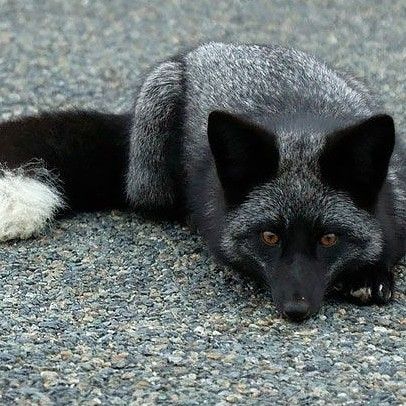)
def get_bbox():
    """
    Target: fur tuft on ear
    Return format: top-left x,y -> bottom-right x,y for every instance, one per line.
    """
207,111 -> 279,206
319,114 -> 395,208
